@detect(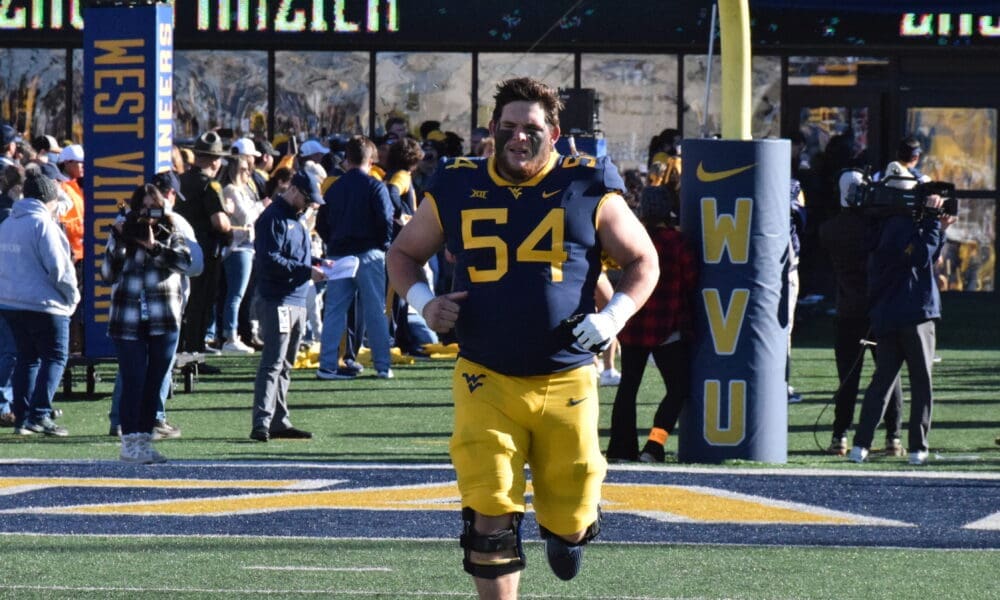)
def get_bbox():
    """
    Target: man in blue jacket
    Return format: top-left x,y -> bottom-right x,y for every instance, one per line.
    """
315,135 -> 395,380
849,157 -> 957,466
250,170 -> 327,442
